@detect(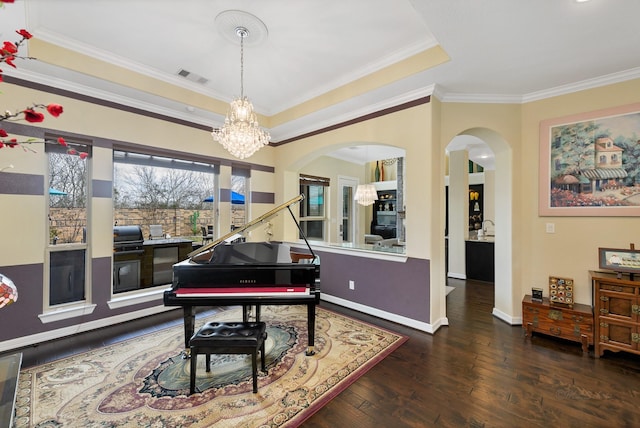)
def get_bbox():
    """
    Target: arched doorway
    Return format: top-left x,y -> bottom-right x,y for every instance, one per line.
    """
445,128 -> 515,322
